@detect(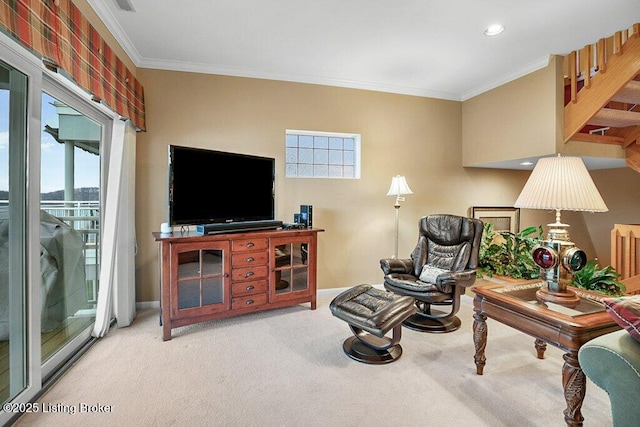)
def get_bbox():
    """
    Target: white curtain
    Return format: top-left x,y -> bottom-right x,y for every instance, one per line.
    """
92,119 -> 137,337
